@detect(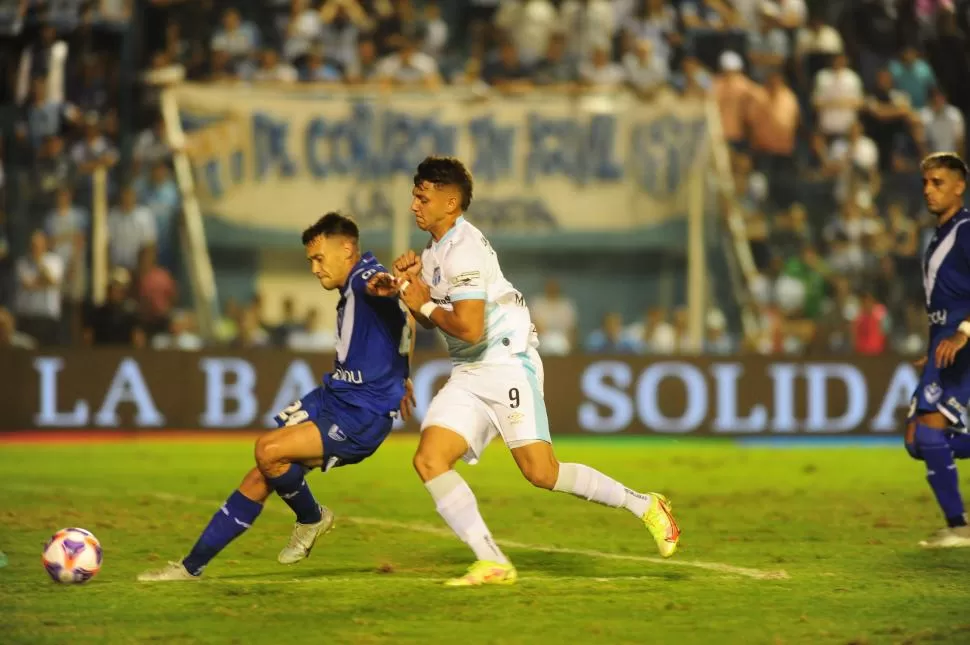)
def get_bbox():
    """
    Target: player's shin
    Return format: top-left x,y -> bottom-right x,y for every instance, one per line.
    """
425,470 -> 510,565
182,490 -> 264,575
914,424 -> 968,528
553,463 -> 652,517
266,463 -> 323,524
